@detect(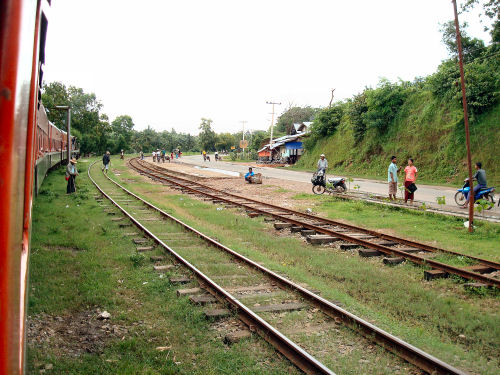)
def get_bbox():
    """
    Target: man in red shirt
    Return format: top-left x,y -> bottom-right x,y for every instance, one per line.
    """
404,158 -> 418,204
